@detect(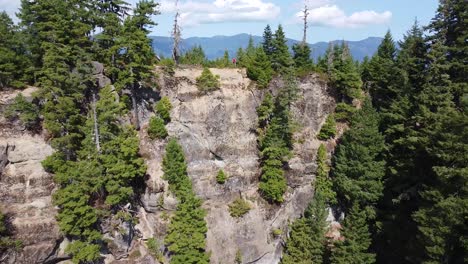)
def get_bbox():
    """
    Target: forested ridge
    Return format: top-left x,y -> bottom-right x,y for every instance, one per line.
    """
0,0 -> 466,263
